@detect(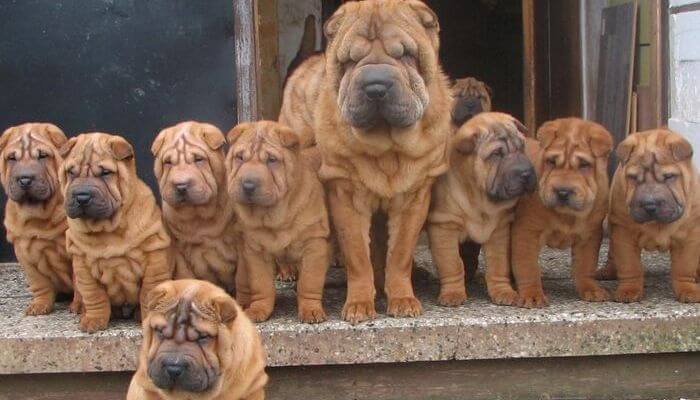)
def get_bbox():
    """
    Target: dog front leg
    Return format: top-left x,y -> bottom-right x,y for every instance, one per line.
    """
297,237 -> 330,323
572,228 -> 610,301
512,222 -> 548,308
385,184 -> 431,317
74,257 -> 111,332
243,247 -> 276,322
611,224 -> 644,302
483,223 -> 518,306
670,235 -> 700,302
327,180 -> 375,324
140,248 -> 173,320
428,224 -> 467,306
